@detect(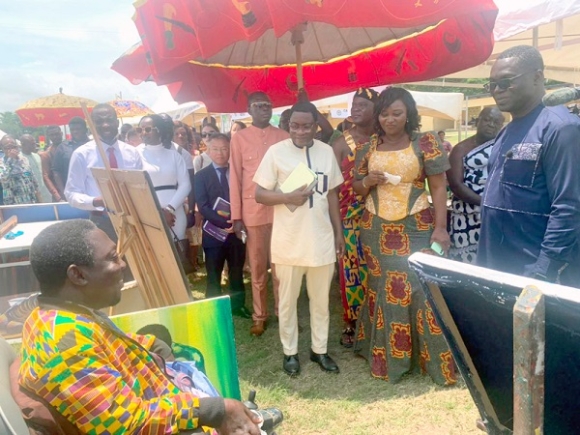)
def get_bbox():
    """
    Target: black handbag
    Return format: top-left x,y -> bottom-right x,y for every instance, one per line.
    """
170,228 -> 195,275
